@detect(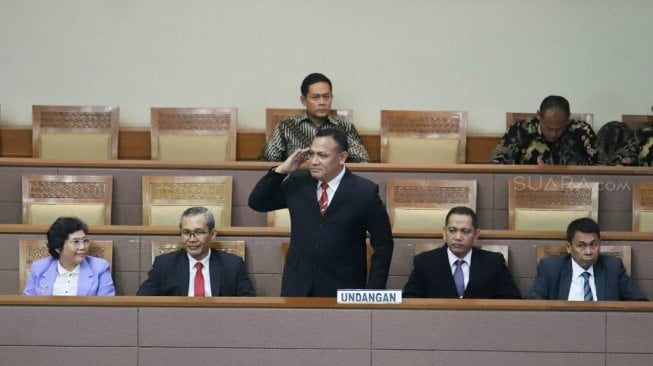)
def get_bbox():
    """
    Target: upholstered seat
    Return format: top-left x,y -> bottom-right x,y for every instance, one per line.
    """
380,110 -> 467,164
150,240 -> 245,264
386,179 -> 476,230
505,112 -> 594,128
632,182 -> 653,231
508,178 -> 599,231
32,105 -> 119,160
18,239 -> 113,293
22,175 -> 113,225
142,175 -> 232,227
265,108 -> 353,138
150,107 -> 237,162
